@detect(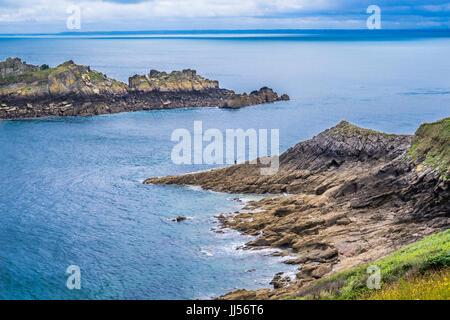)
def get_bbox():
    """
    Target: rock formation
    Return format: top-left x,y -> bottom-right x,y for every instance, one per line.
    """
221,87 -> 289,109
0,58 -> 289,119
145,118 -> 450,299
0,57 -> 39,77
129,69 -> 219,92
